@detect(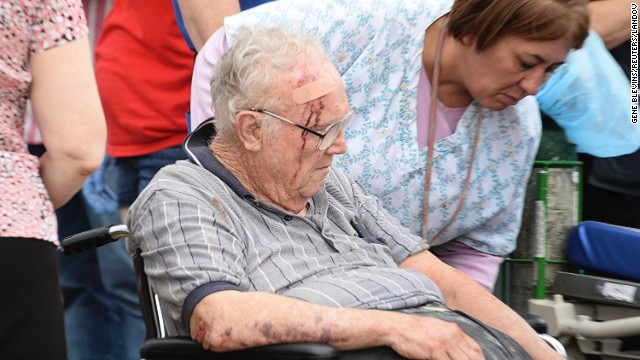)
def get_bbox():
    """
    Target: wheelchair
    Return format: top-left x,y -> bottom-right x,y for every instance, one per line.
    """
63,224 -> 562,359
62,224 -> 339,359
528,221 -> 640,360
